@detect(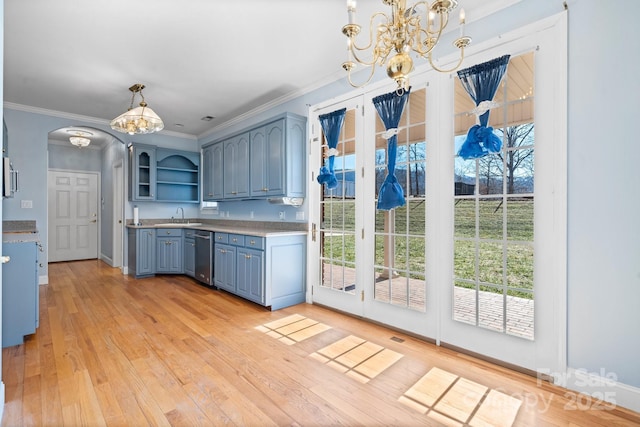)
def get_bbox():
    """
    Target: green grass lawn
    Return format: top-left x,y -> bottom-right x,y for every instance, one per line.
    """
321,197 -> 534,299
